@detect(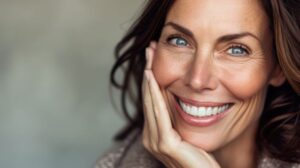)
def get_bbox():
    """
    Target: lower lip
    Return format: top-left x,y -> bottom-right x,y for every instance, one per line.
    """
175,99 -> 231,127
